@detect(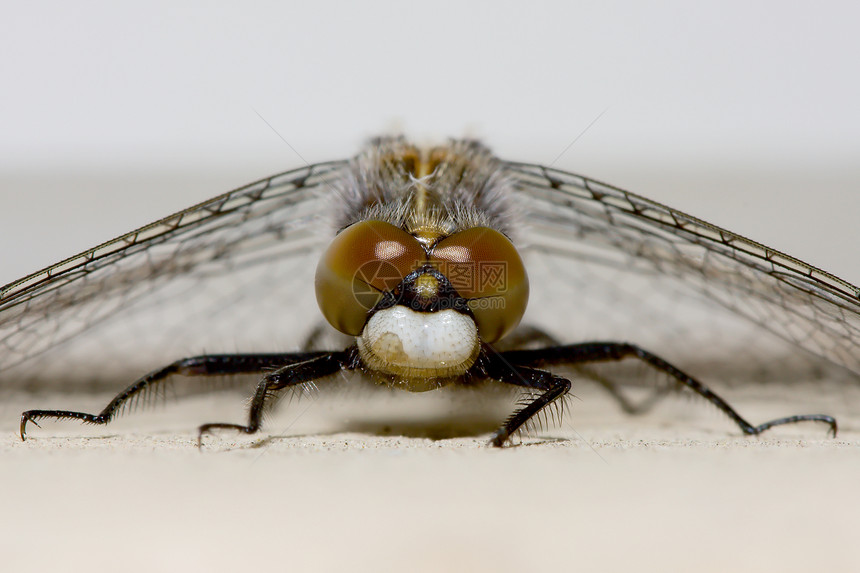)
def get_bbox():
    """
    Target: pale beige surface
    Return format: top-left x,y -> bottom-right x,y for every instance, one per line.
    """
2,384 -> 859,573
